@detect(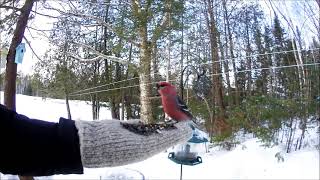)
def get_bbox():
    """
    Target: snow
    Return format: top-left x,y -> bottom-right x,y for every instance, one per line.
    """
14,93 -> 112,122
0,93 -> 319,180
